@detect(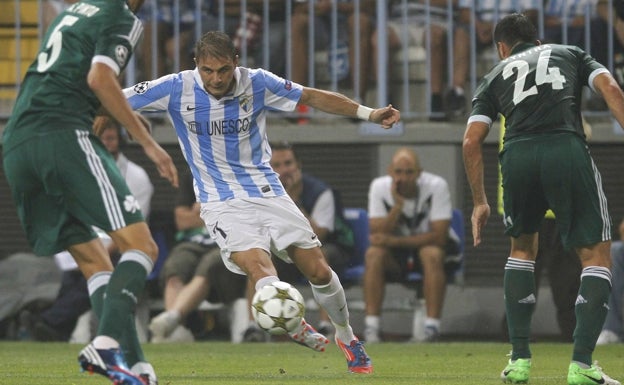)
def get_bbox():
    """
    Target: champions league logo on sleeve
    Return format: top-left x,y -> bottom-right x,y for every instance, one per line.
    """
133,81 -> 149,94
115,45 -> 129,67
